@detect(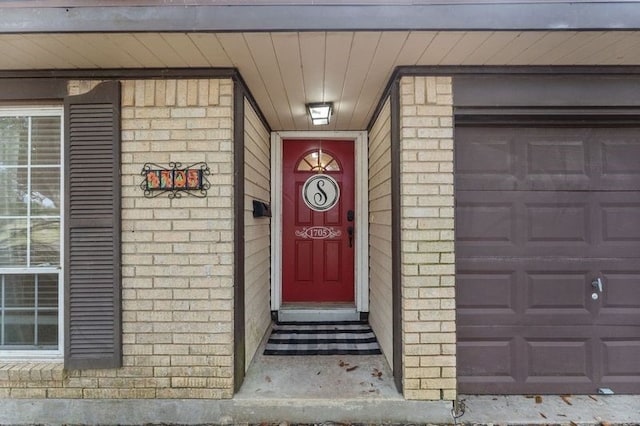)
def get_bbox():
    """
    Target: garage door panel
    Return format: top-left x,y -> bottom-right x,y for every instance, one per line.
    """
457,126 -> 640,191
456,202 -> 514,244
527,339 -> 592,378
457,191 -> 640,258
457,190 -> 592,258
458,327 -> 640,393
602,340 -> 640,377
526,273 -> 589,311
598,269 -> 640,326
457,260 -> 596,327
526,203 -> 589,243
526,138 -> 588,177
600,128 -> 640,175
457,338 -> 515,378
456,126 -> 593,191
456,271 -> 514,310
602,203 -> 640,242
458,328 -> 598,394
455,131 -> 514,175
601,271 -> 640,309
459,259 -> 640,327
